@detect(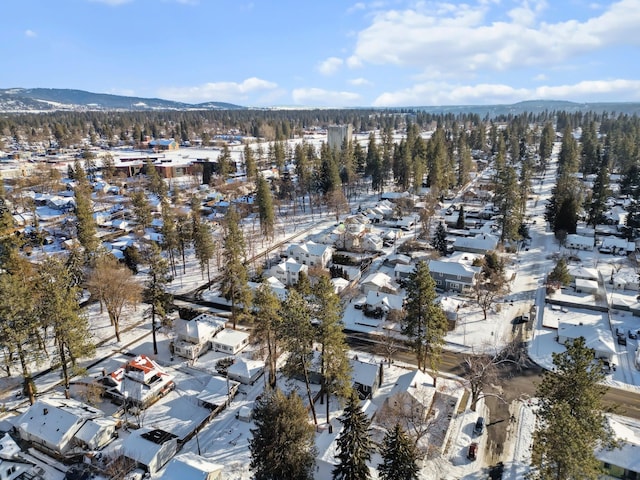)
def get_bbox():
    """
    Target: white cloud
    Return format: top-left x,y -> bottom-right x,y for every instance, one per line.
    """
350,0 -> 640,75
346,55 -> 363,69
349,77 -> 373,86
317,57 -> 344,76
24,29 -> 37,38
89,0 -> 133,5
372,78 -> 640,106
157,77 -> 278,103
292,88 -> 361,106
347,2 -> 366,14
533,73 -> 548,81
